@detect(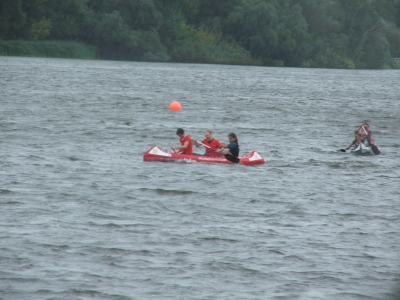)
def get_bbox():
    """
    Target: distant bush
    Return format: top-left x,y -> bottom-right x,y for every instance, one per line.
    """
391,59 -> 400,69
168,23 -> 259,65
0,40 -> 97,59
29,19 -> 51,40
